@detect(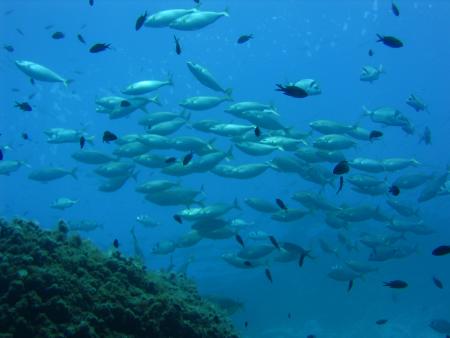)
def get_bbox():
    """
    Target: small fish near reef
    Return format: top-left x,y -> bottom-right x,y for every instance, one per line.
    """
102,131 -> 117,143
384,280 -> 408,289
89,43 -> 111,53
135,11 -> 148,31
275,83 -> 309,98
376,34 -> 403,48
237,34 -> 253,44
15,101 -> 32,111
432,245 -> 450,256
51,31 -> 65,39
